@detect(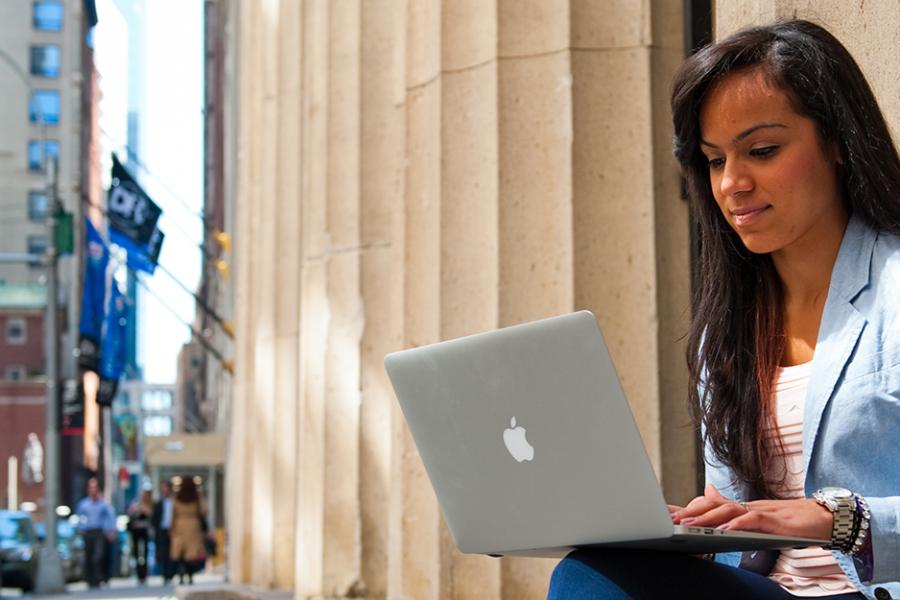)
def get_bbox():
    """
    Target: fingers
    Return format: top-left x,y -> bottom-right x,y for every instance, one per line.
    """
677,501 -> 748,528
704,483 -> 726,501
